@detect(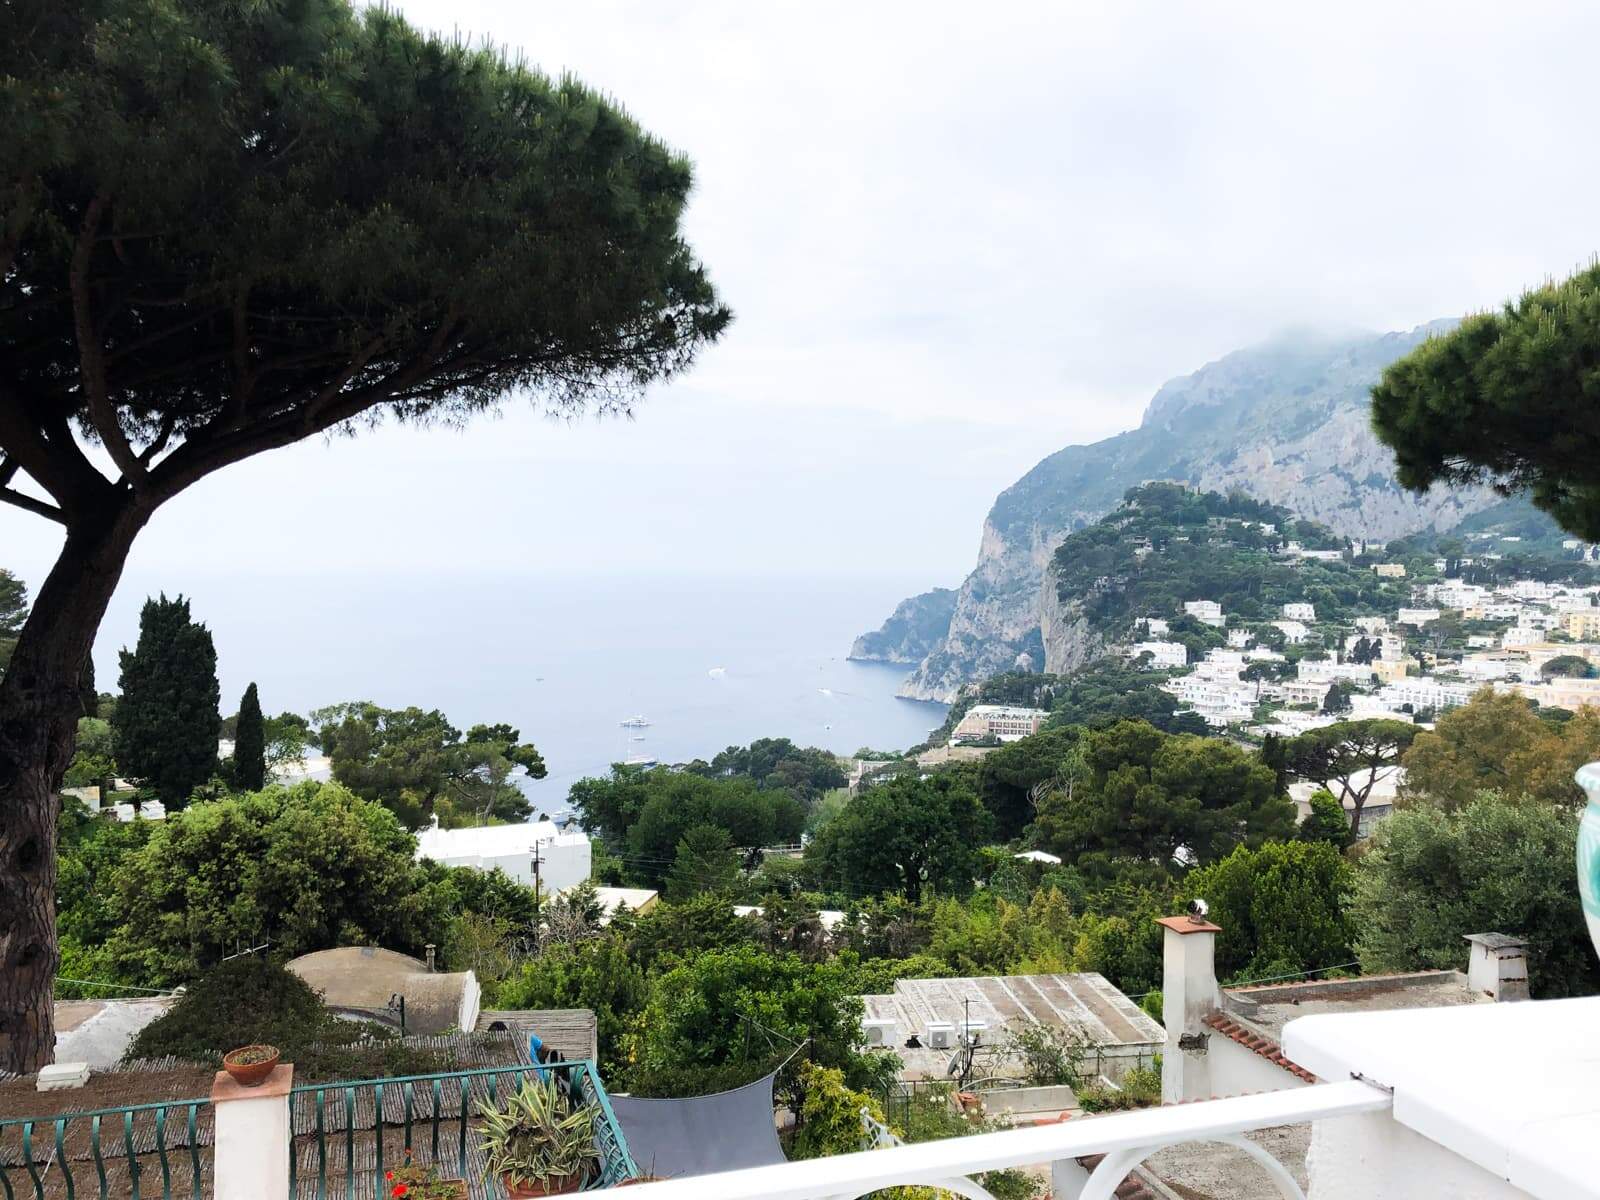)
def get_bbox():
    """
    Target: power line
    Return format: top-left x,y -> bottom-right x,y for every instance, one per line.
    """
55,977 -> 177,995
